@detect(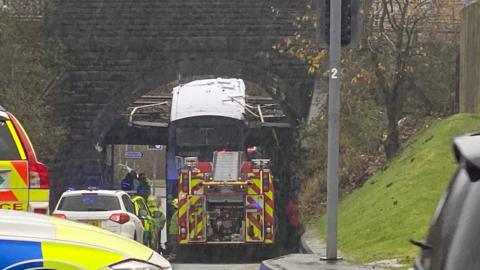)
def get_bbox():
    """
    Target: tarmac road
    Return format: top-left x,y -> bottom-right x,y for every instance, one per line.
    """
172,264 -> 260,270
